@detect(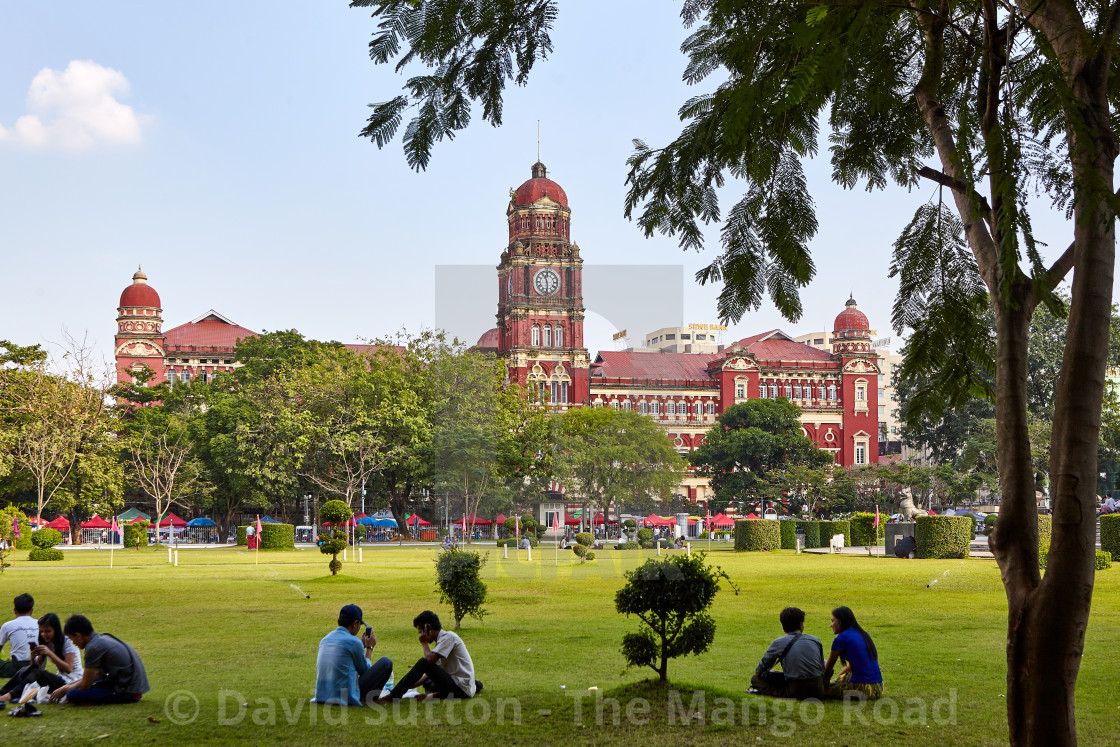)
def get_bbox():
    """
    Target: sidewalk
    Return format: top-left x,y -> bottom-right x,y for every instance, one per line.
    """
803,539 -> 995,559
